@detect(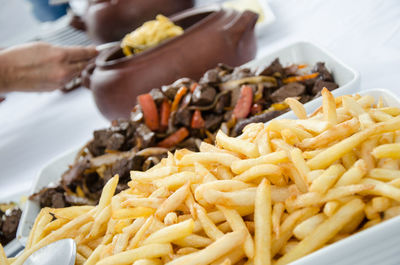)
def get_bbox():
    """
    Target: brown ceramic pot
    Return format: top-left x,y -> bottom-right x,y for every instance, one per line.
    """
84,0 -> 194,43
85,6 -> 258,121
